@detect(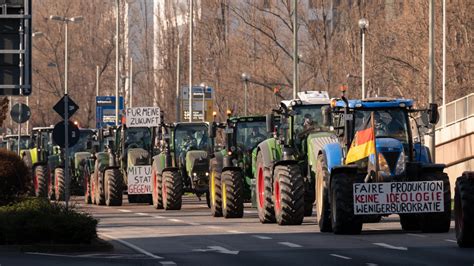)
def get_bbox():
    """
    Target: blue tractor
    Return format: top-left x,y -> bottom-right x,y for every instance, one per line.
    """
316,90 -> 451,234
